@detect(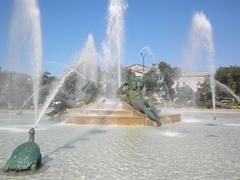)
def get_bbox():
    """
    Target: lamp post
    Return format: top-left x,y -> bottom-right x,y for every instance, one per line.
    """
141,51 -> 146,75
